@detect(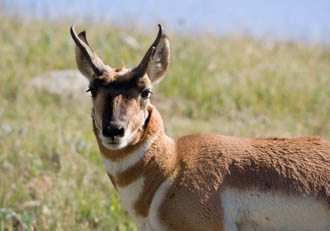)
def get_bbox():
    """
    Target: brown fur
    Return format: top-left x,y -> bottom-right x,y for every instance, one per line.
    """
94,105 -> 330,231
159,134 -> 330,231
72,25 -> 330,231
107,173 -> 117,191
